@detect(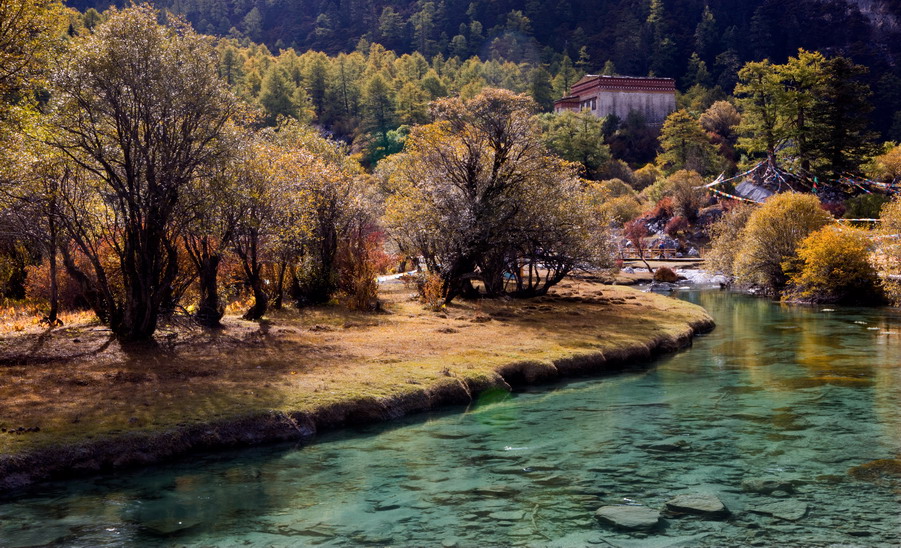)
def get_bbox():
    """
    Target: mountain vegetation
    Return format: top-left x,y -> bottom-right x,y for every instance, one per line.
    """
2,0 -> 901,342
66,0 -> 901,140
